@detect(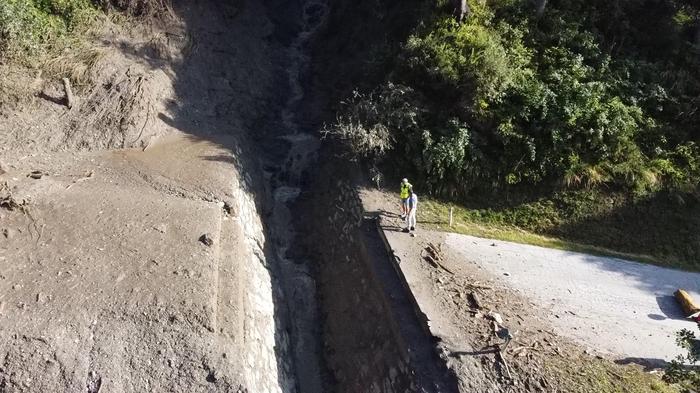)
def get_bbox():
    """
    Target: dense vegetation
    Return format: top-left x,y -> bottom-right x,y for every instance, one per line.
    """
0,0 -> 167,68
328,0 -> 700,267
0,0 -> 98,65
